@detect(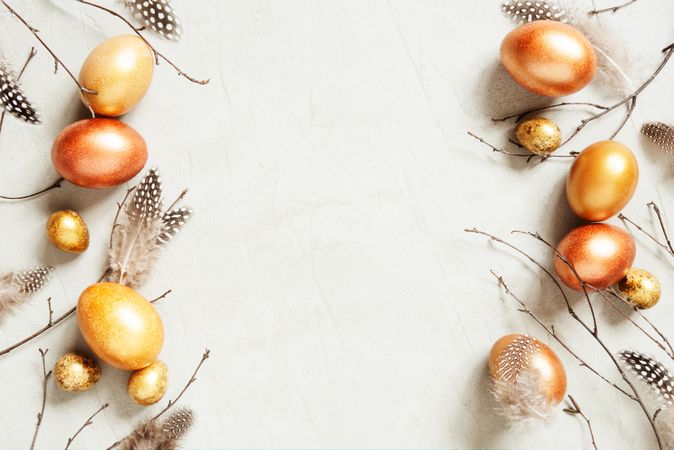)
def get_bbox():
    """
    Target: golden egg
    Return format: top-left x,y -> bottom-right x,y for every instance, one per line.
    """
52,118 -> 148,189
54,353 -> 101,392
515,117 -> 562,156
500,21 -> 597,97
46,210 -> 89,254
489,334 -> 566,404
128,360 -> 169,406
77,282 -> 164,370
555,223 -> 636,290
618,268 -> 661,309
566,141 -> 639,221
79,35 -> 154,117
